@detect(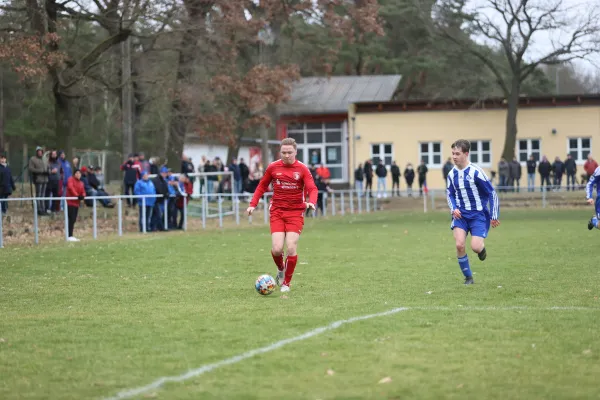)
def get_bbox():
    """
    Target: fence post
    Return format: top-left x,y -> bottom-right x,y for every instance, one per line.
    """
431,190 -> 436,210
542,188 -> 547,208
323,193 -> 327,217
201,194 -> 206,229
263,194 -> 268,224
142,197 -> 147,233
92,199 -> 98,239
33,200 -> 39,245
341,192 -> 345,216
365,194 -> 370,213
183,196 -> 188,231
235,195 -> 240,225
331,193 -> 336,216
373,195 -> 378,212
349,190 -> 354,214
63,198 -> 69,241
164,197 -> 168,231
358,192 -> 362,213
118,198 -> 123,236
423,193 -> 428,213
218,194 -> 223,228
